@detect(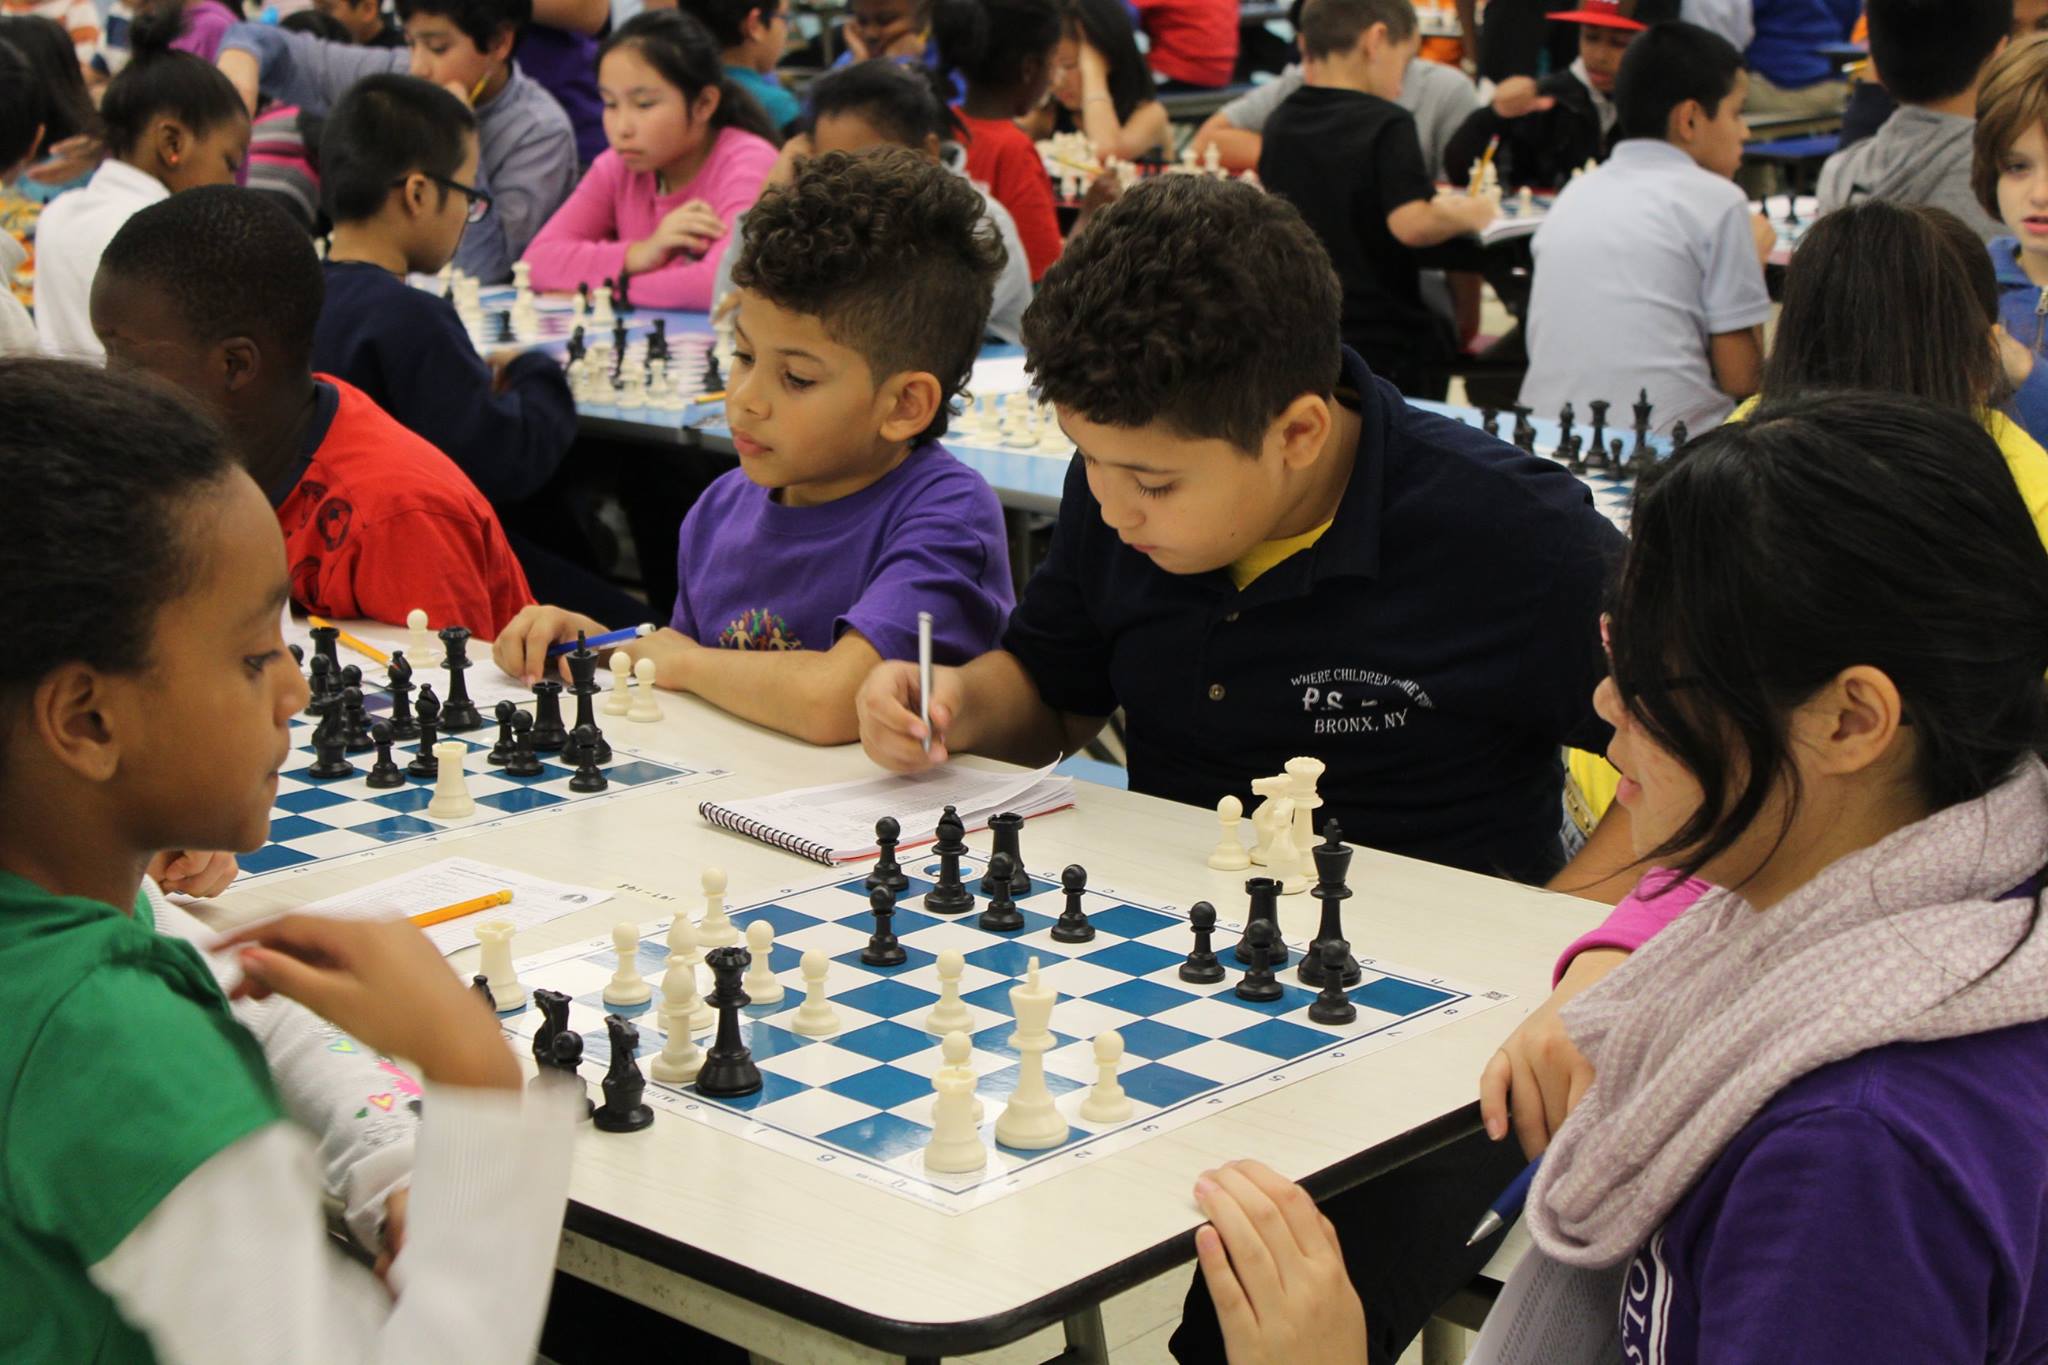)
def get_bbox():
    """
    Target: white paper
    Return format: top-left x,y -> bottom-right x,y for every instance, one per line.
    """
293,856 -> 614,954
705,764 -> 1074,858
967,354 -> 1031,398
